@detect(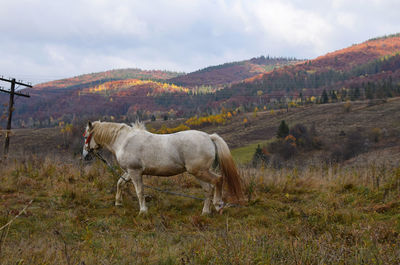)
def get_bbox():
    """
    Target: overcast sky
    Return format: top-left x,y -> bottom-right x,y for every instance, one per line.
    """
0,0 -> 399,85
